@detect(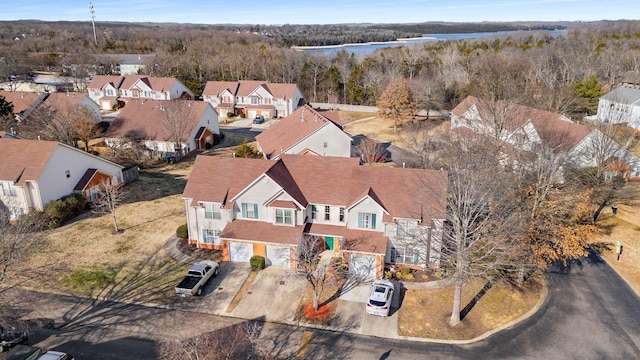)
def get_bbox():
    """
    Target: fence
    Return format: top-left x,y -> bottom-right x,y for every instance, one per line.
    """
122,166 -> 139,184
617,204 -> 640,226
309,102 -> 450,117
